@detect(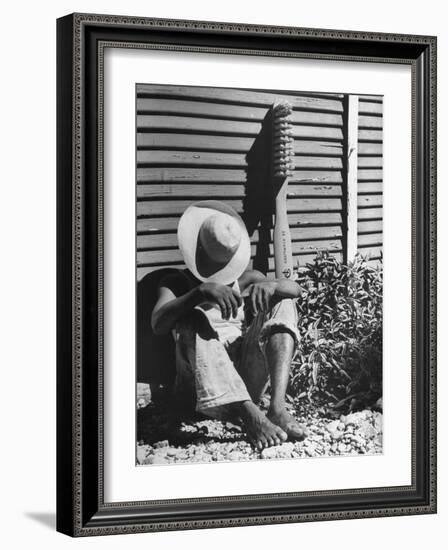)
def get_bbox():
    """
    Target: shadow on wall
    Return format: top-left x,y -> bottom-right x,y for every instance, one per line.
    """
243,109 -> 274,275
